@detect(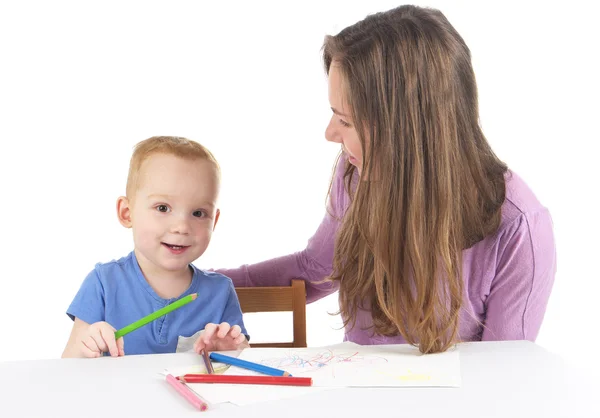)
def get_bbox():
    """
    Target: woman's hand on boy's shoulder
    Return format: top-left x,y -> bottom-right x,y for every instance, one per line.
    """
62,319 -> 125,358
193,322 -> 249,353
